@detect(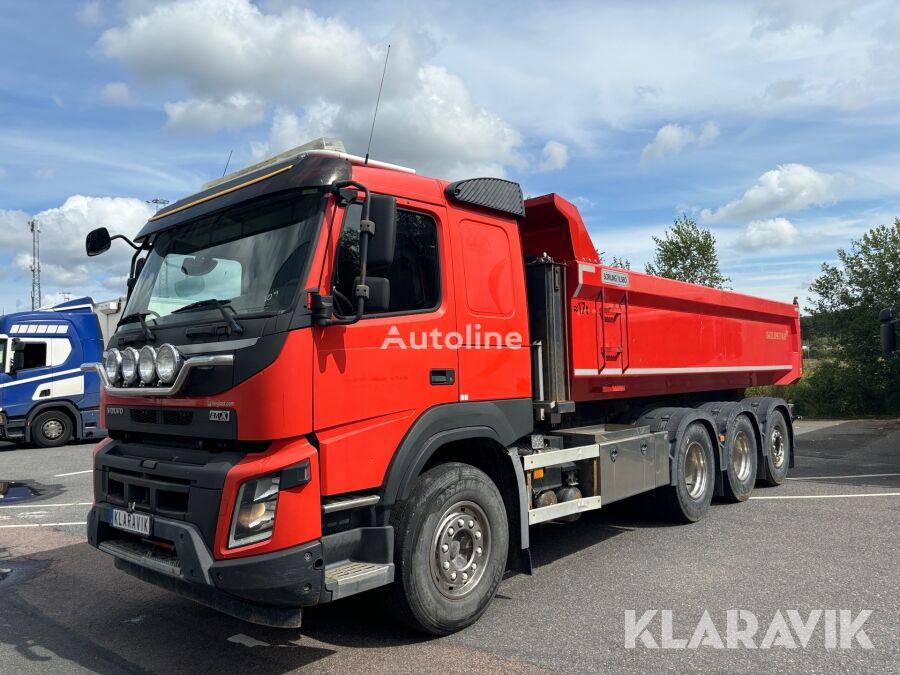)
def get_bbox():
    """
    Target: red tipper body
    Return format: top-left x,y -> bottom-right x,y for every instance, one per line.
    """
522,193 -> 802,402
